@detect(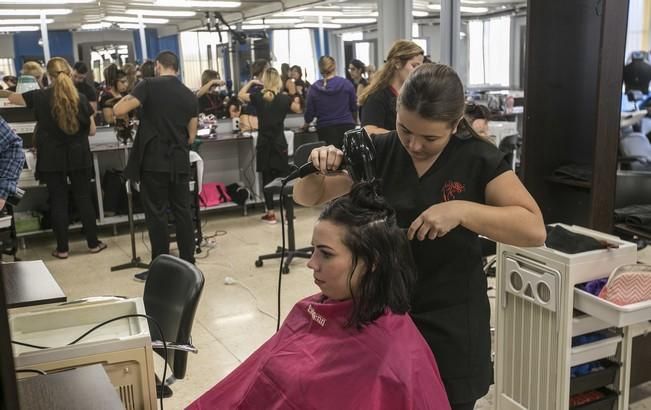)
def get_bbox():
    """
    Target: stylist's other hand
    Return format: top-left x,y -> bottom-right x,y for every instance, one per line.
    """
408,202 -> 464,241
309,145 -> 344,174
